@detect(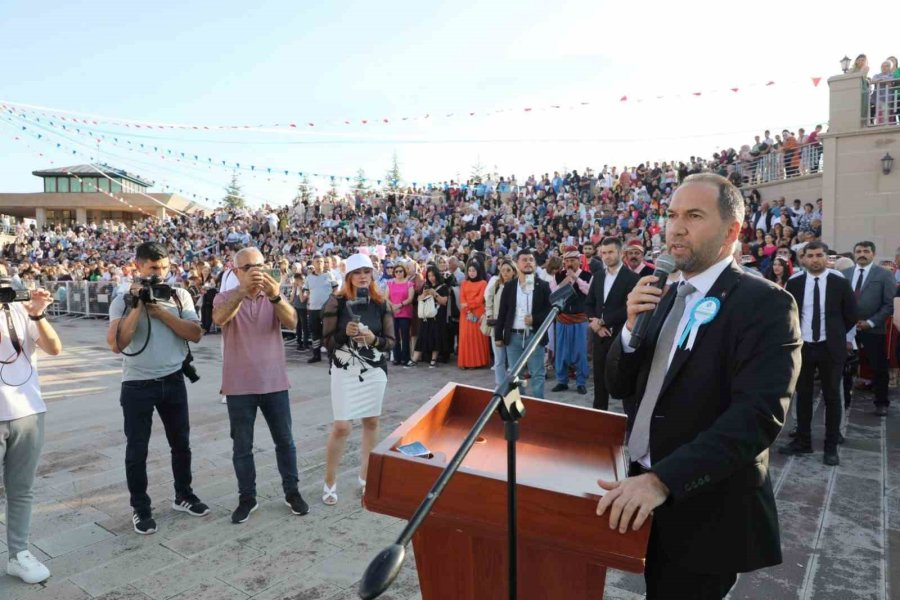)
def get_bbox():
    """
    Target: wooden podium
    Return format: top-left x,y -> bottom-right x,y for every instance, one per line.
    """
363,383 -> 649,599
